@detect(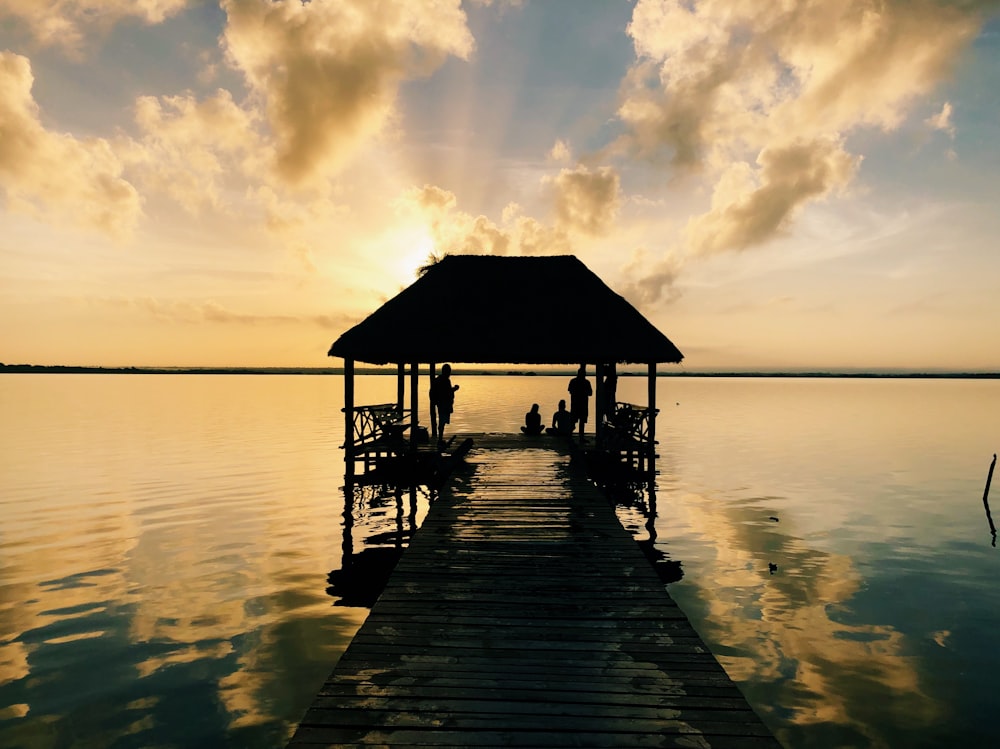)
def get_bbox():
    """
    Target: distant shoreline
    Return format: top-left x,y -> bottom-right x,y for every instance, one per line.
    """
2,364 -> 999,379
